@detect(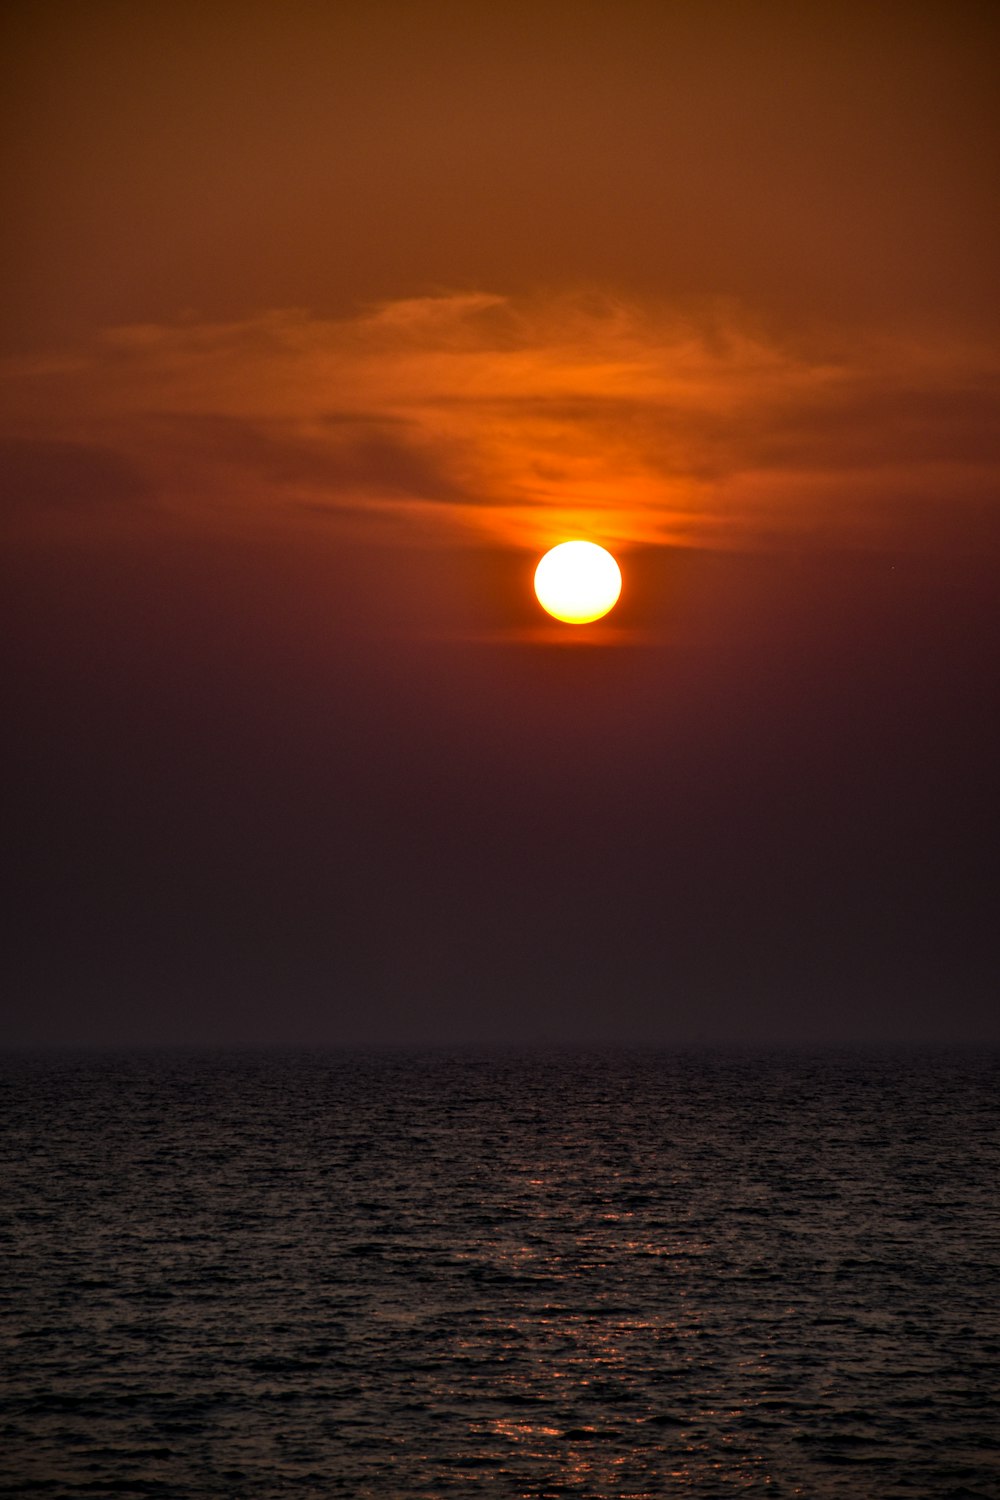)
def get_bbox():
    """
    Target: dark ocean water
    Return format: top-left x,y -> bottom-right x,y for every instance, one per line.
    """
1,1048 -> 998,1499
